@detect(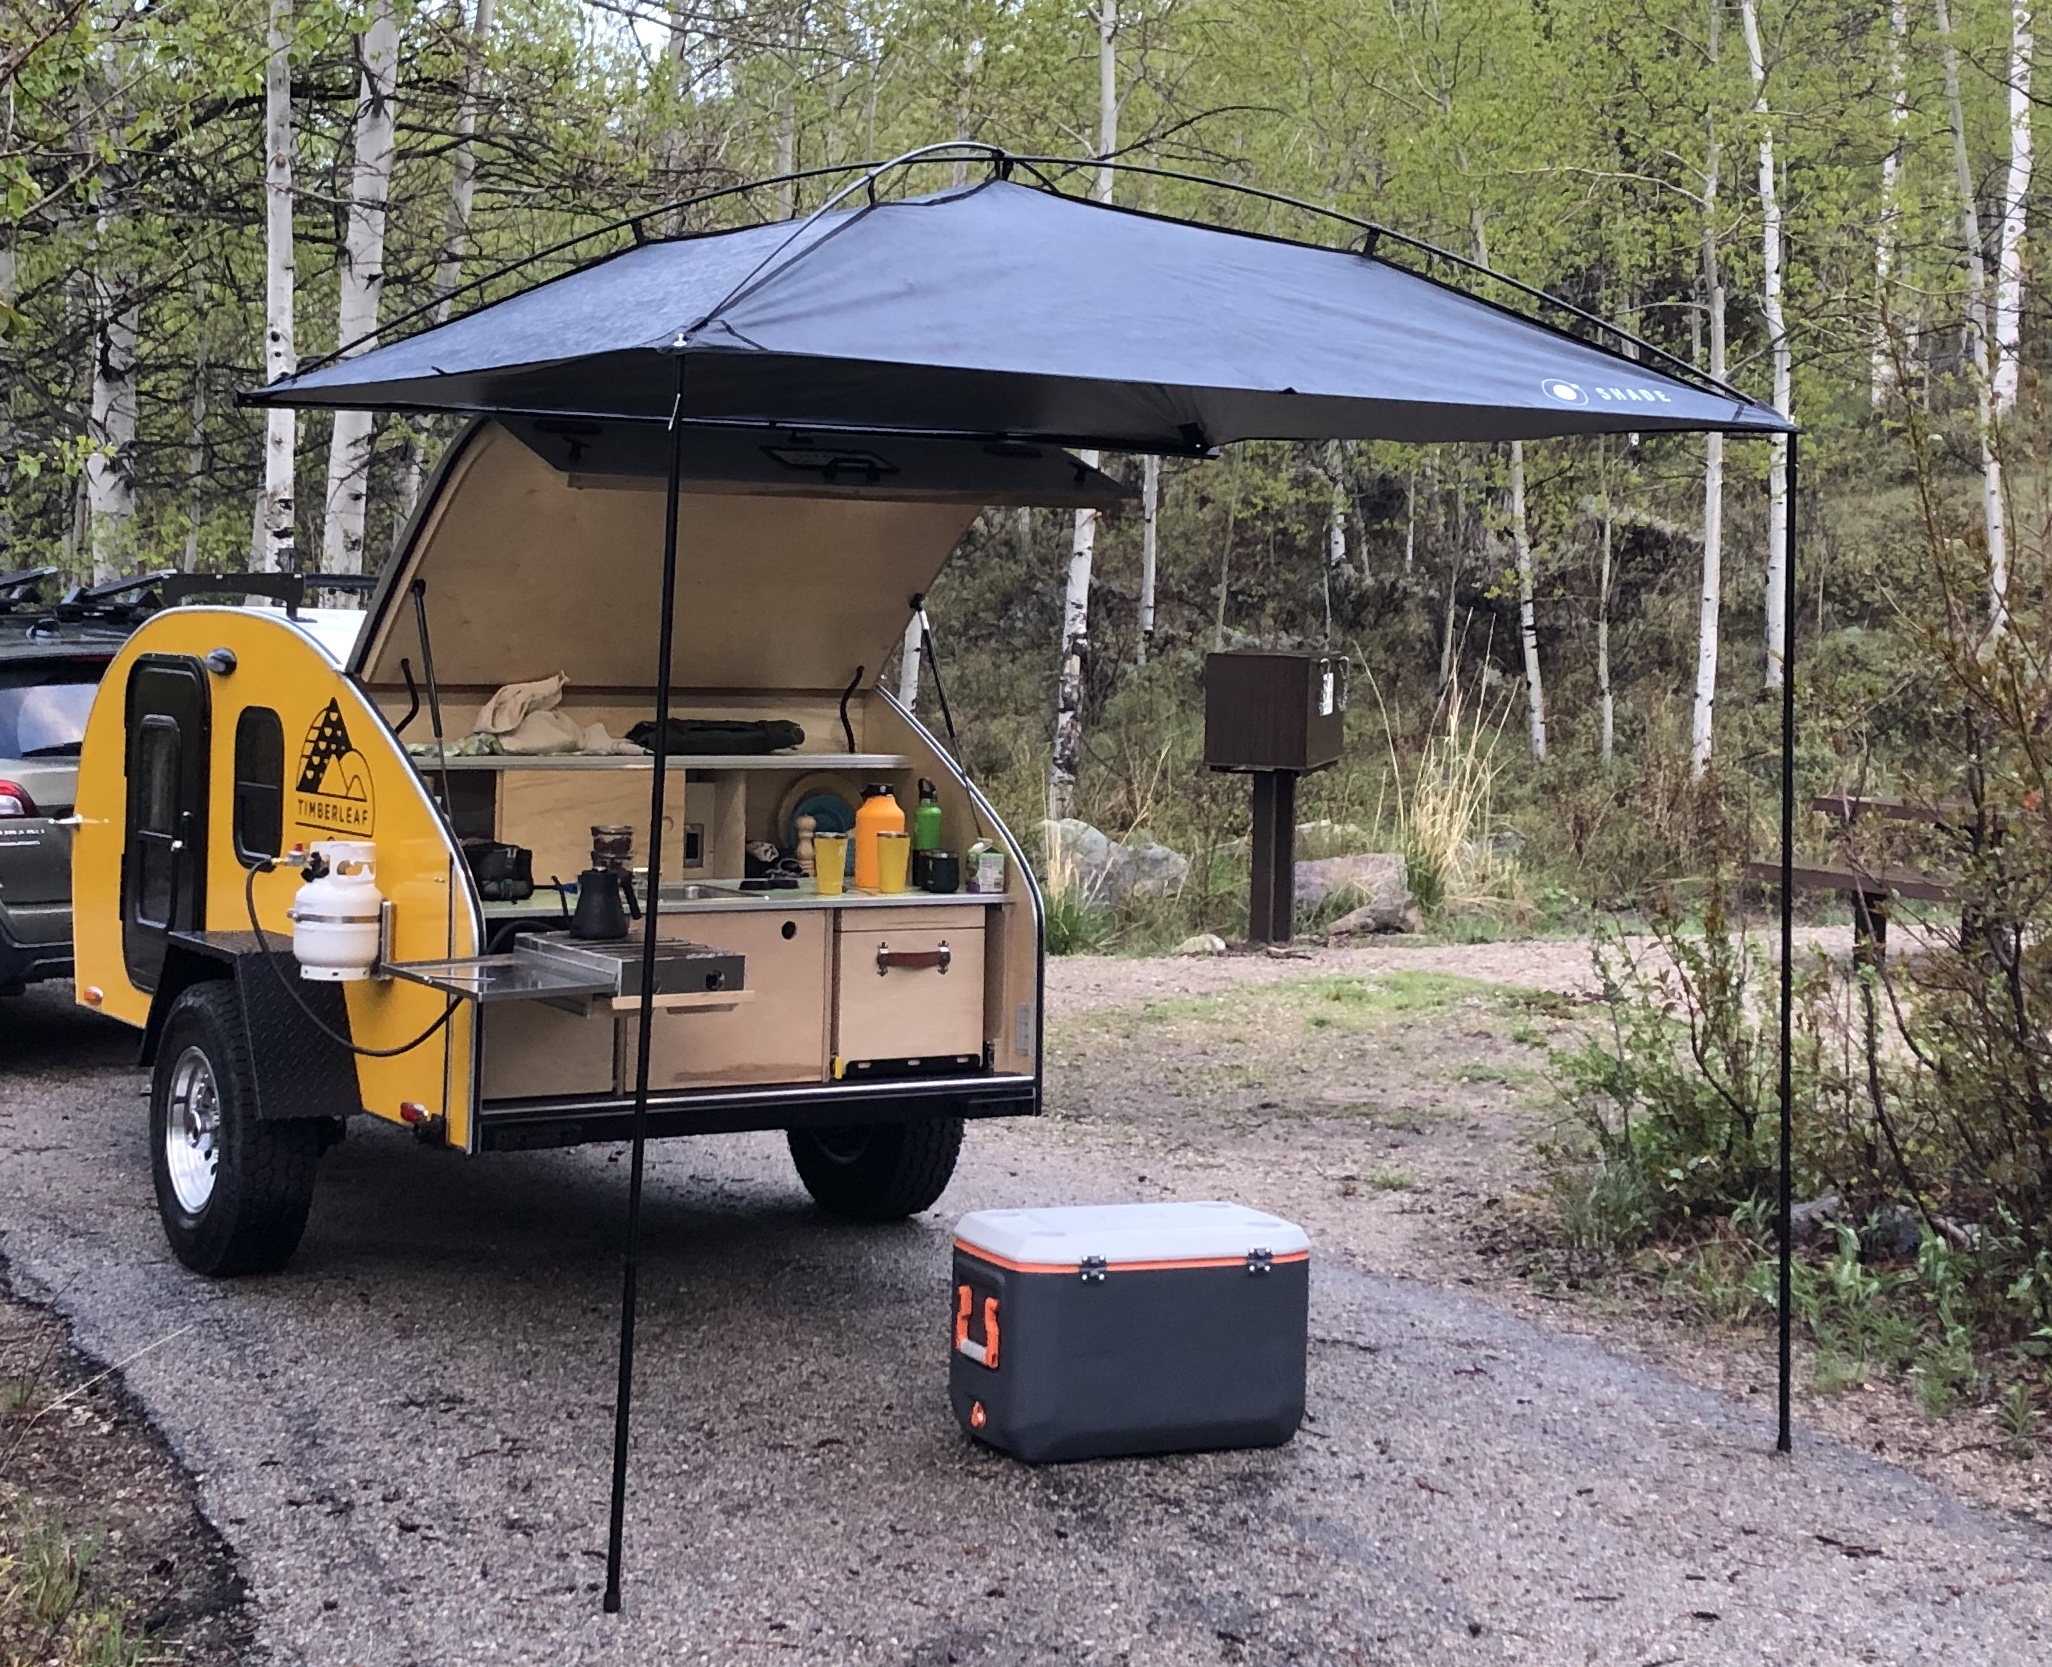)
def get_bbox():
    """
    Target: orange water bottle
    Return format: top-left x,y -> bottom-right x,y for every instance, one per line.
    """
852,783 -> 905,890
